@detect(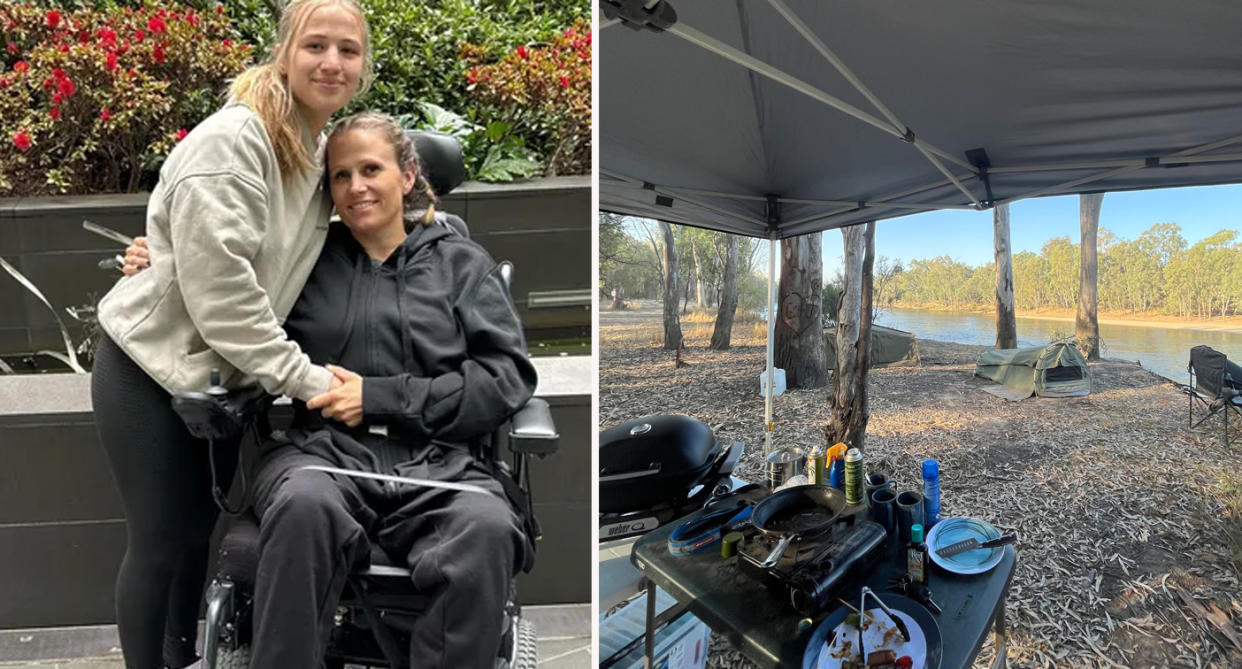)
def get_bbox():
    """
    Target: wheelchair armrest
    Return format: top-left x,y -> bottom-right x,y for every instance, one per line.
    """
171,383 -> 272,442
508,397 -> 559,456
